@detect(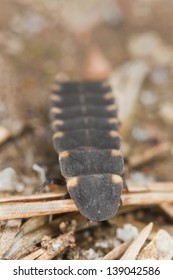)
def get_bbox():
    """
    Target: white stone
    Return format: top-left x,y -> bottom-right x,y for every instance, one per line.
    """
0,167 -> 24,192
116,224 -> 139,242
